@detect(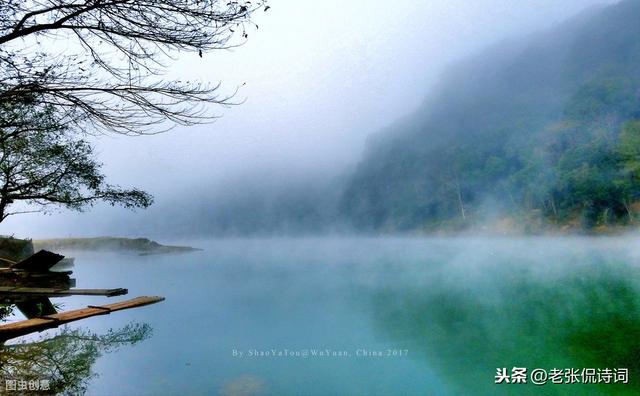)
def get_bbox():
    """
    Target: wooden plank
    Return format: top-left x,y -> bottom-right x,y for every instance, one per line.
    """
0,287 -> 128,297
0,257 -> 16,266
0,296 -> 165,342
